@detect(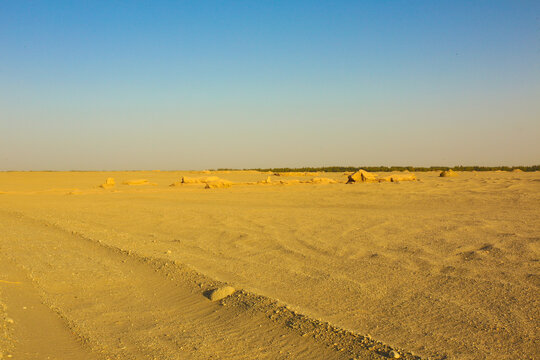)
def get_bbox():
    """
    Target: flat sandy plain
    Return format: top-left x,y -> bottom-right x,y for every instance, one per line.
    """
0,170 -> 538,360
